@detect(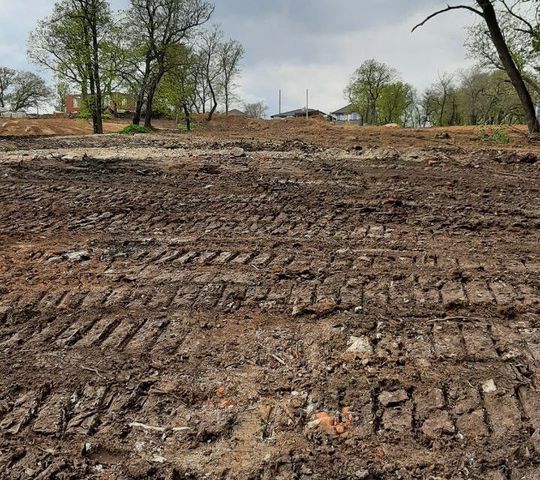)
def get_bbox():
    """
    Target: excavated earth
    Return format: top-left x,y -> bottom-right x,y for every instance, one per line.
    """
0,123 -> 539,479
